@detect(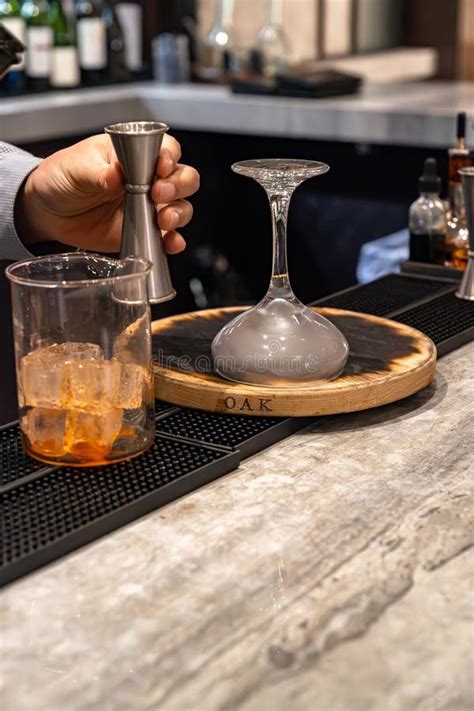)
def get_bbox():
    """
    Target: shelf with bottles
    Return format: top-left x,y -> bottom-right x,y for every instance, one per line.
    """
0,0 -> 148,97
